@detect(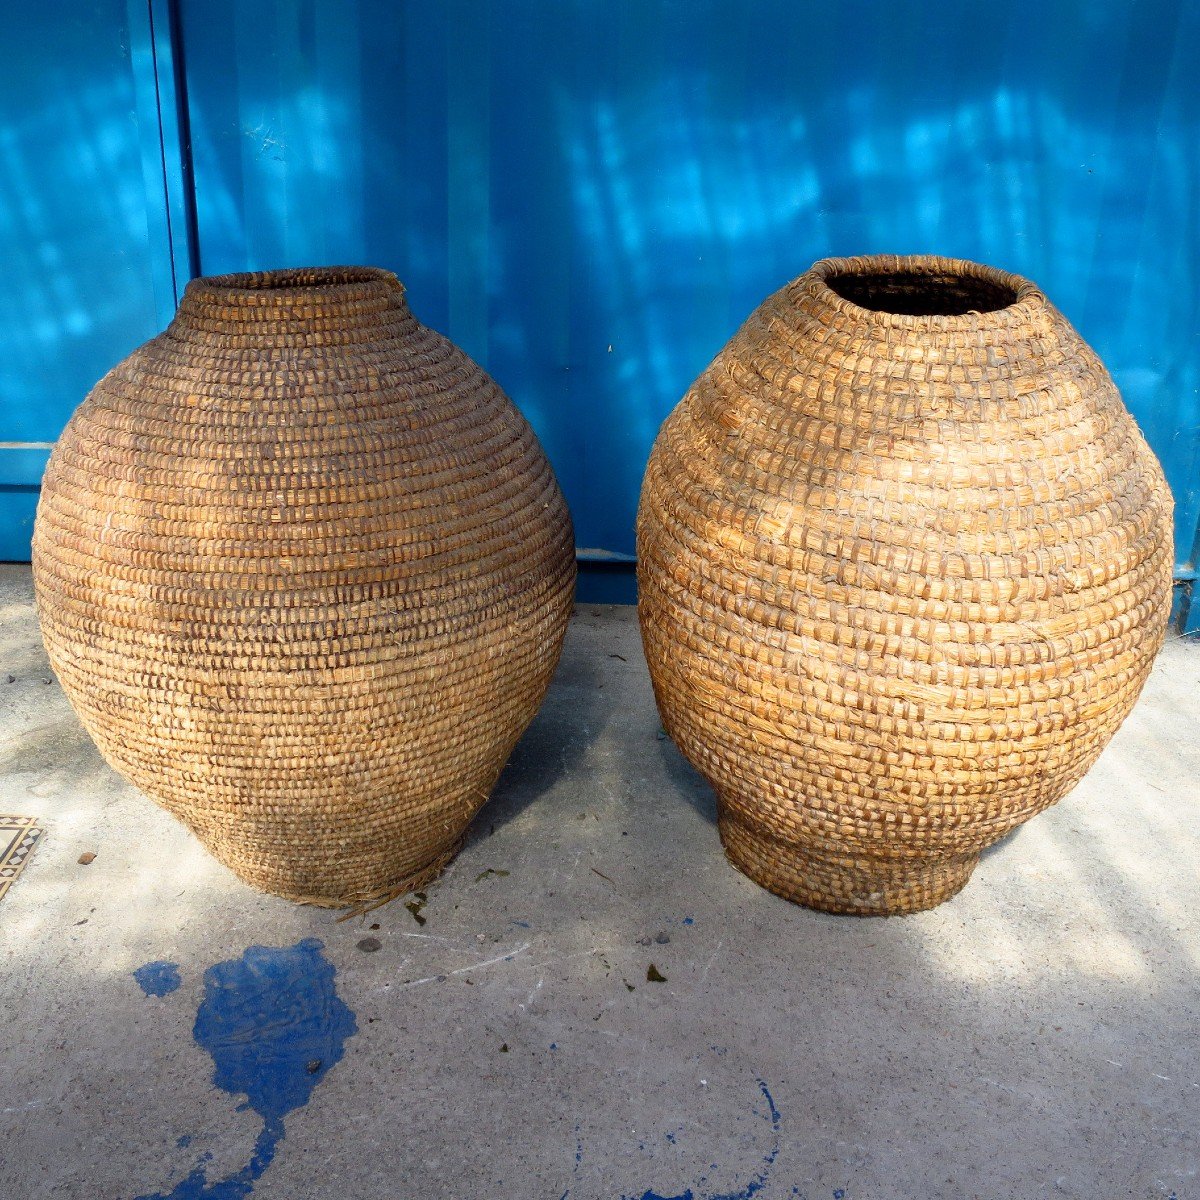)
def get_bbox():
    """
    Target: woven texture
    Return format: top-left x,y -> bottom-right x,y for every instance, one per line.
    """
637,255 -> 1174,915
32,267 -> 575,906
